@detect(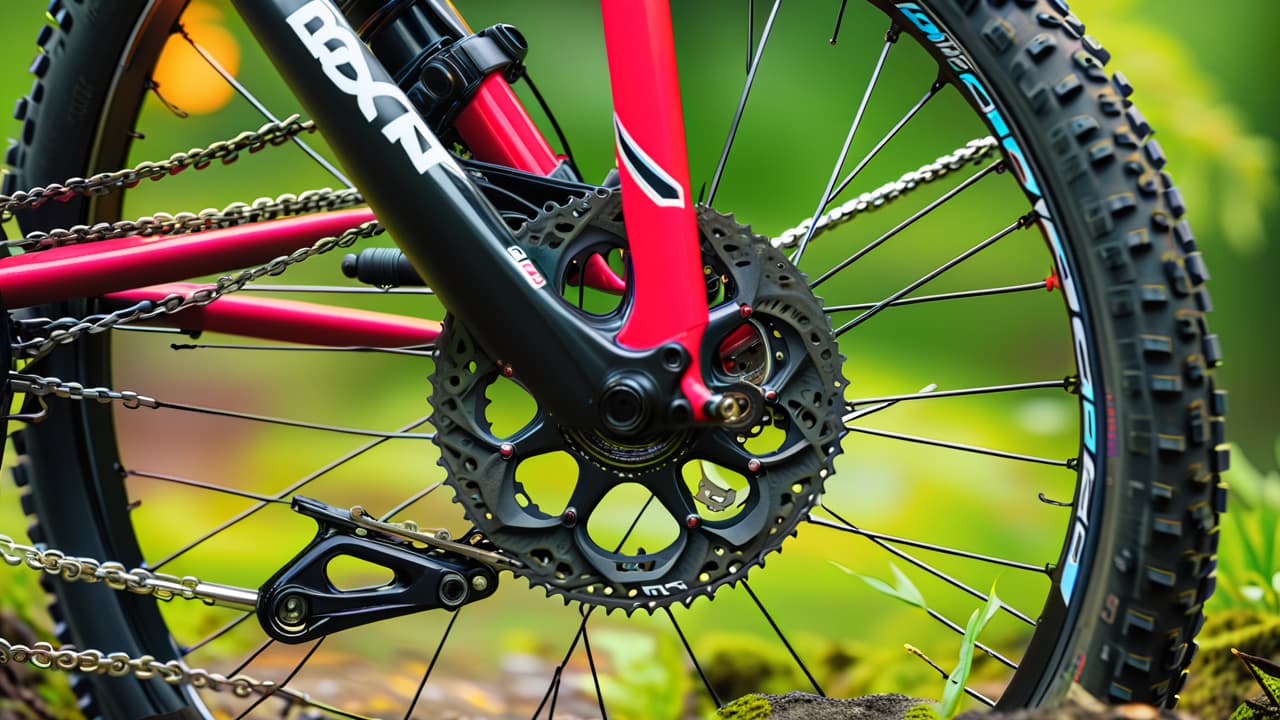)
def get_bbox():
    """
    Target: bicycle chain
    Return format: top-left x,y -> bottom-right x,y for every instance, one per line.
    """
3,187 -> 364,251
10,219 -> 383,359
0,115 -> 317,222
771,135 -> 998,248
